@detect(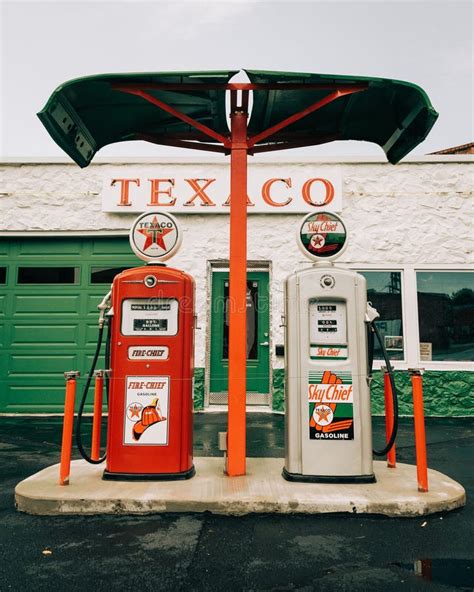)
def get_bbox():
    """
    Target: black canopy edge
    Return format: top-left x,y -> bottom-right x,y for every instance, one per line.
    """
37,93 -> 97,168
